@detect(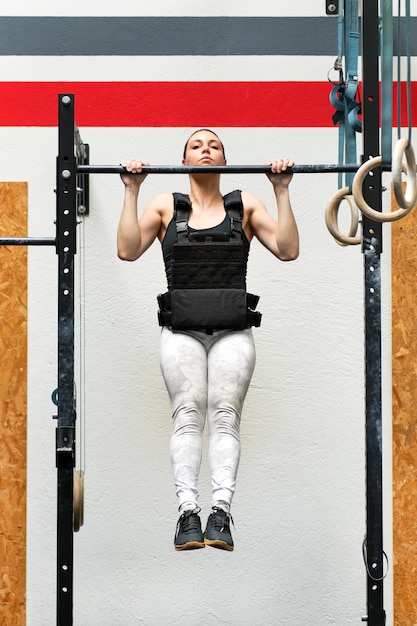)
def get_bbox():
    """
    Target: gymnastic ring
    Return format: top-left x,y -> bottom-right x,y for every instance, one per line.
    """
73,469 -> 84,532
352,156 -> 413,222
325,187 -> 361,246
392,137 -> 417,211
